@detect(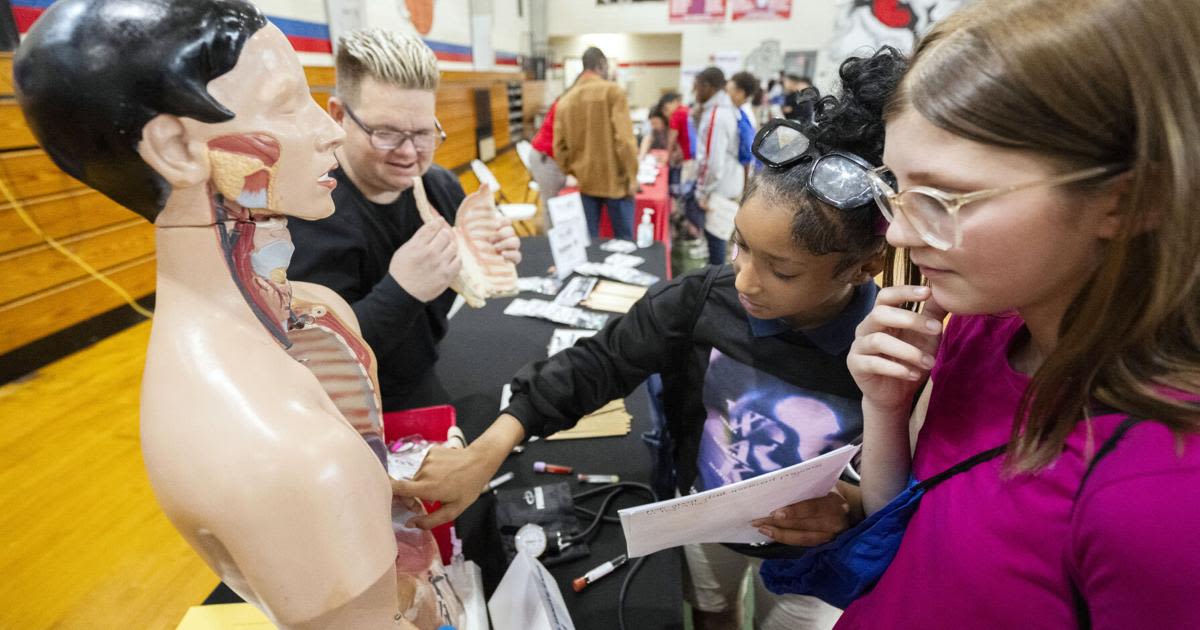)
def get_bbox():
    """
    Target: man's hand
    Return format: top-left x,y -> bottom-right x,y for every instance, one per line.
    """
750,490 -> 854,547
492,215 -> 522,265
391,414 -> 526,529
388,218 -> 461,302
